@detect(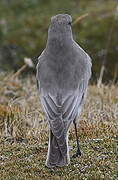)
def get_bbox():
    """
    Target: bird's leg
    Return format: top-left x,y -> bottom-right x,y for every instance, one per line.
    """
72,120 -> 81,158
